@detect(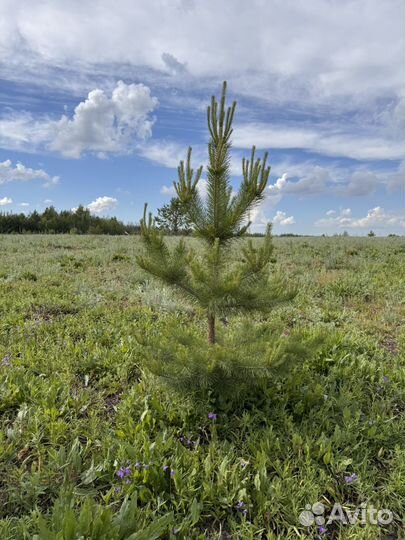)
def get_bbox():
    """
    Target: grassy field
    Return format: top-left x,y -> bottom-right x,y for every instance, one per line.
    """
0,234 -> 404,539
